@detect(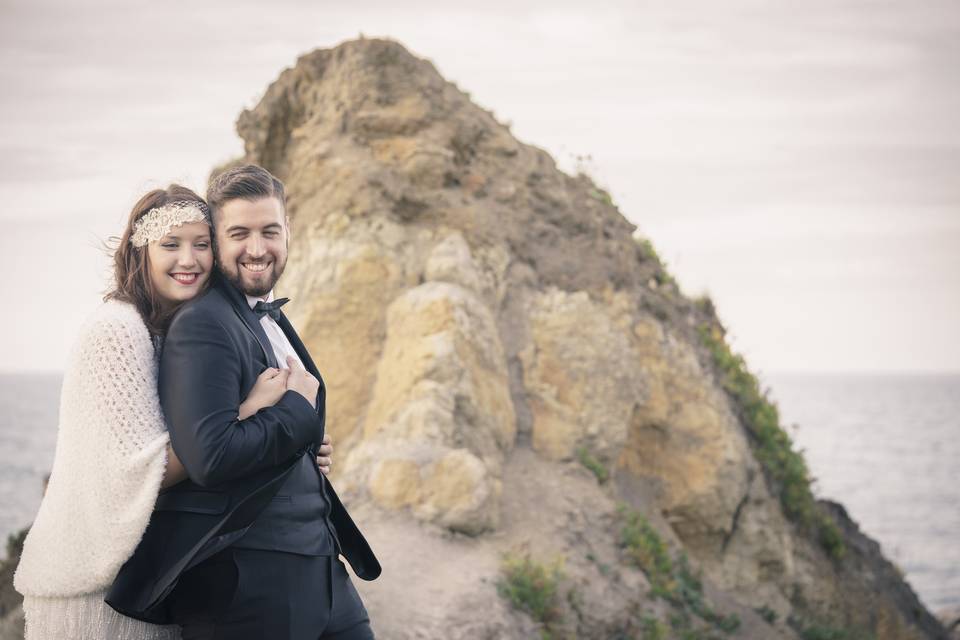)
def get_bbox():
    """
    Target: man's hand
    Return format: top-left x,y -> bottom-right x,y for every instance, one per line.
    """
286,356 -> 320,409
316,433 -> 333,475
